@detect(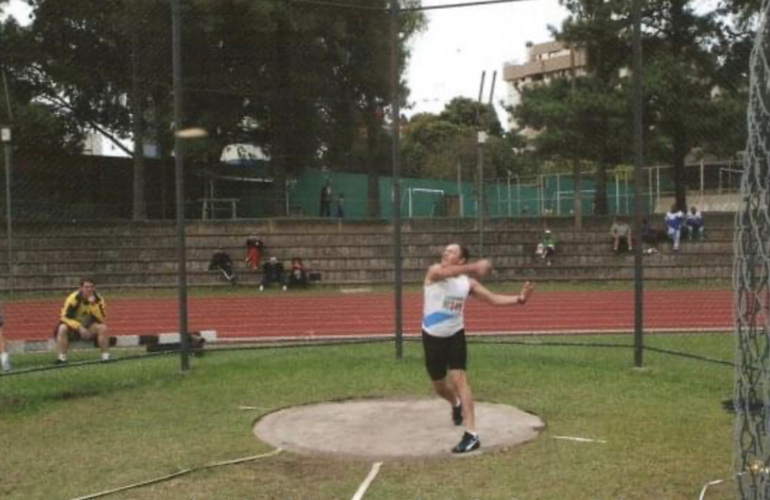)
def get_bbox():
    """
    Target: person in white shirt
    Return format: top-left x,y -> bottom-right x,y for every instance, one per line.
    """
664,204 -> 685,251
610,216 -> 633,253
0,303 -> 9,372
422,243 -> 534,453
